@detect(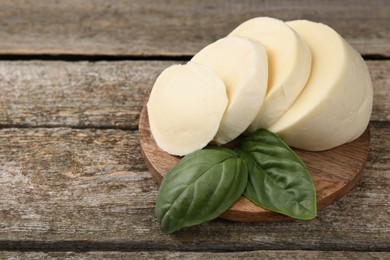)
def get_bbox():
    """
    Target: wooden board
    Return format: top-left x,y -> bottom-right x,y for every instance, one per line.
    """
139,106 -> 370,221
